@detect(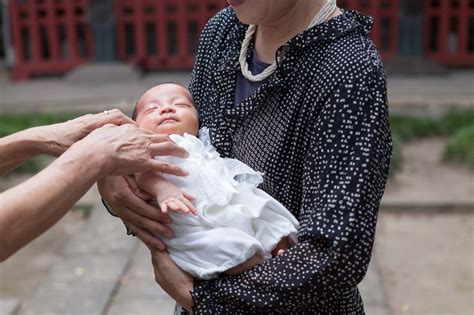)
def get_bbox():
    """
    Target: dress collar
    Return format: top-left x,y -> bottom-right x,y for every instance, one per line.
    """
228,9 -> 373,53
